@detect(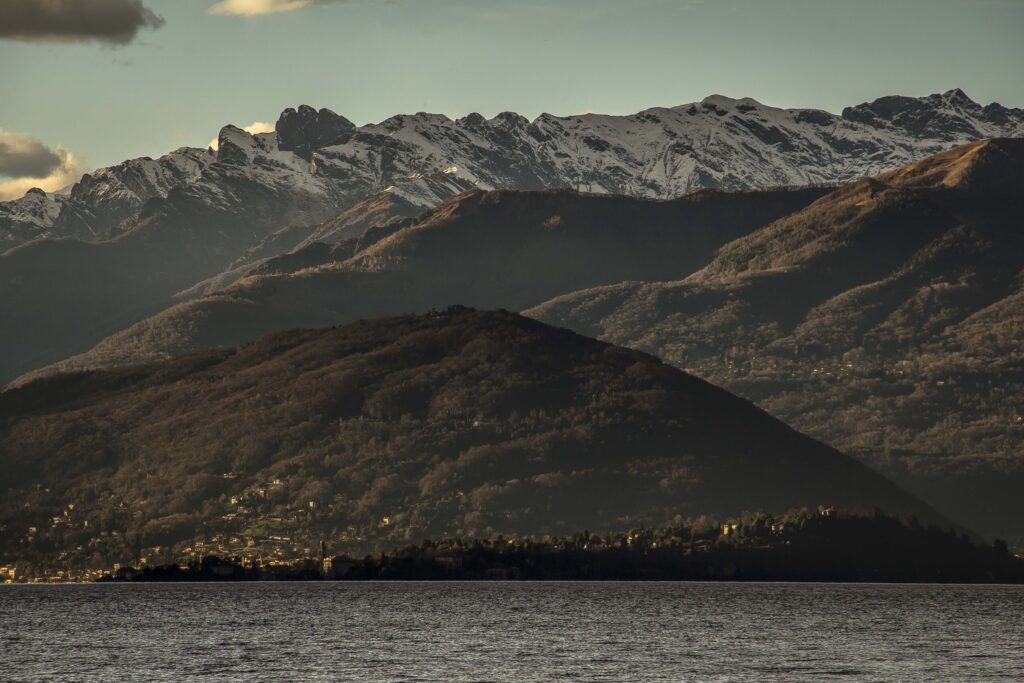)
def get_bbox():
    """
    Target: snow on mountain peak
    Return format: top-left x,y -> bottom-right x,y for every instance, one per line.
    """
2,90 -> 1022,249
